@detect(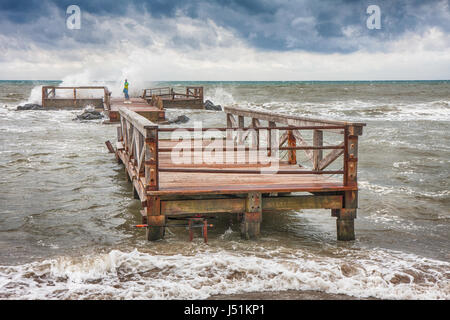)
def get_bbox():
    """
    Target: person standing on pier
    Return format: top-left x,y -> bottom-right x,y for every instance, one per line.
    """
123,79 -> 130,101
